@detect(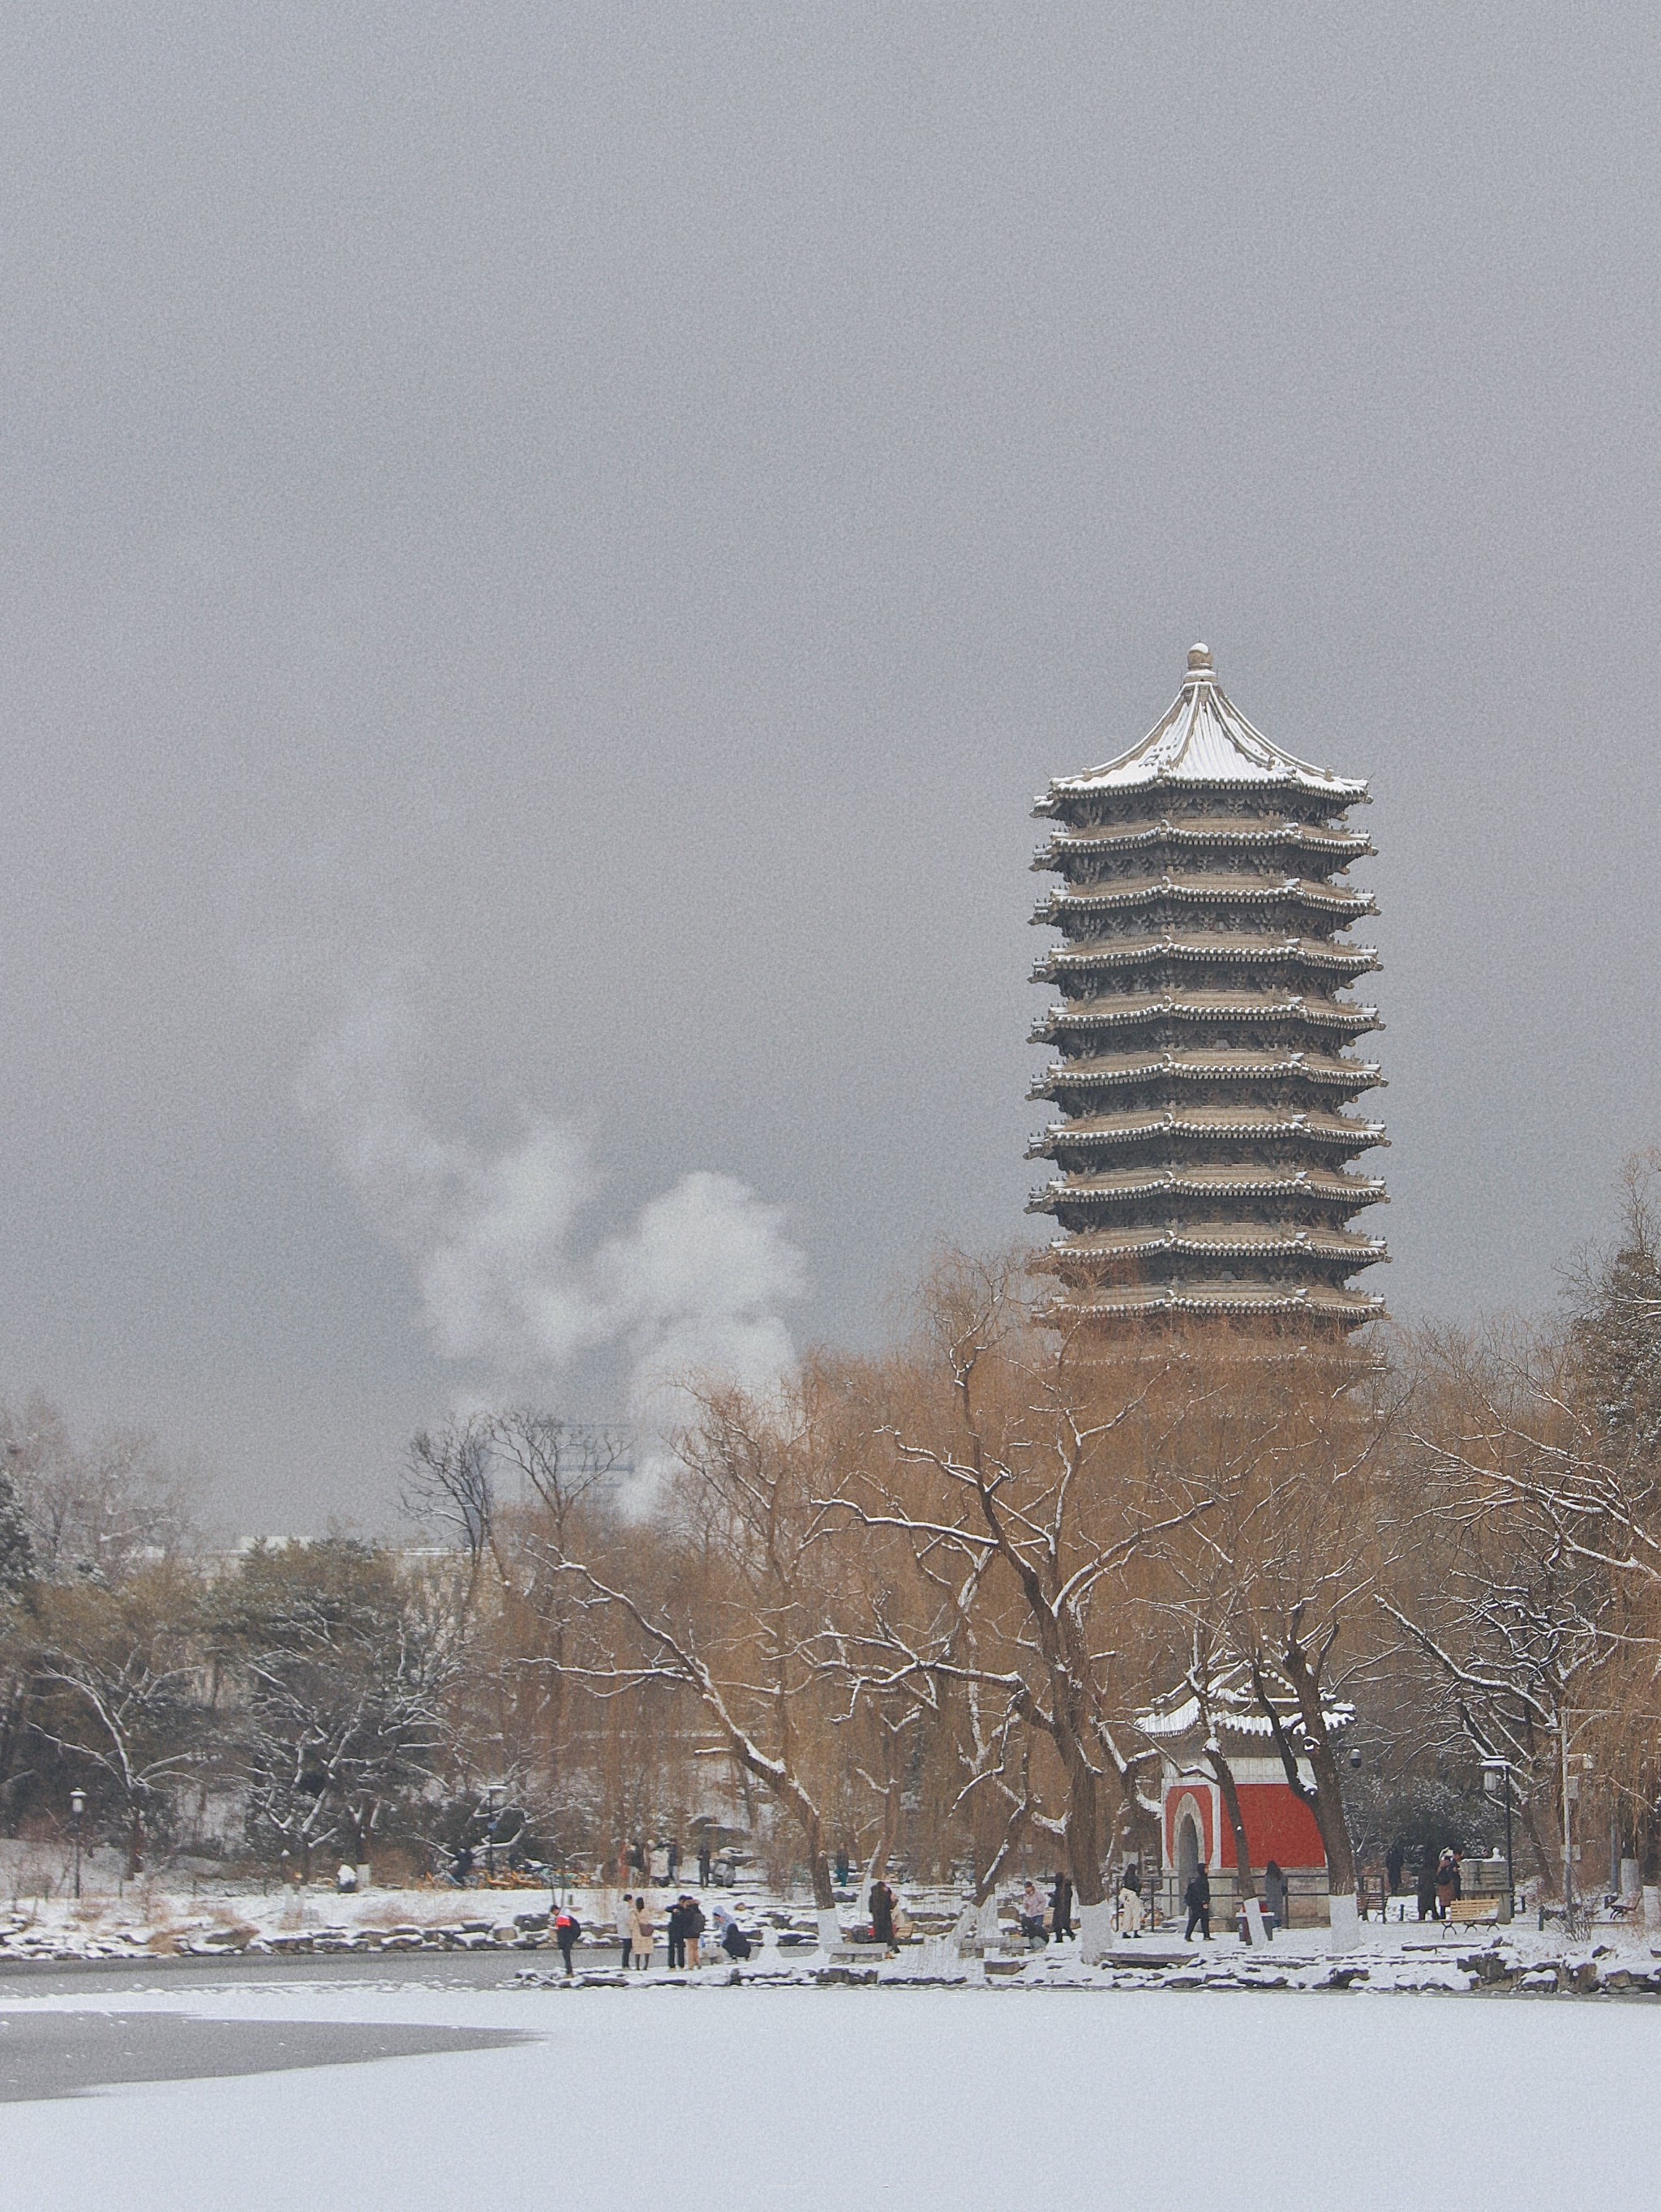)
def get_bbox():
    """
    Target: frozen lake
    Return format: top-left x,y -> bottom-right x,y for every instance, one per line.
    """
2,1973 -> 1658,2212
